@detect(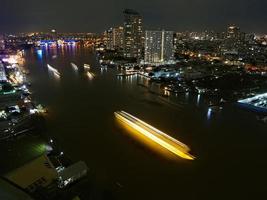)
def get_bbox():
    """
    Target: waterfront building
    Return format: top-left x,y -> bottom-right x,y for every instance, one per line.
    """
238,93 -> 267,113
123,9 -> 143,59
144,30 -> 174,64
5,155 -> 58,192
